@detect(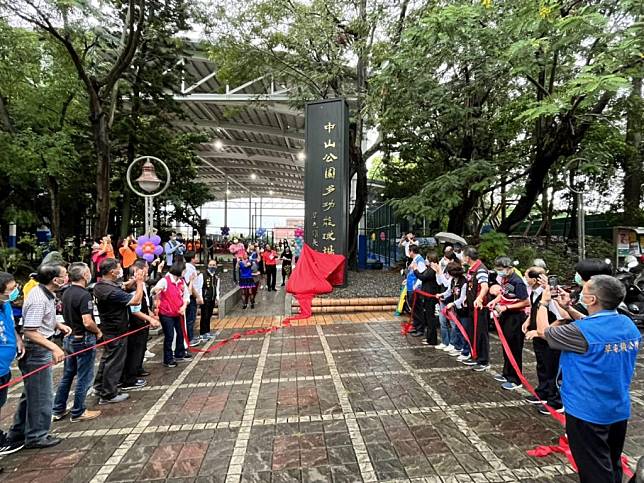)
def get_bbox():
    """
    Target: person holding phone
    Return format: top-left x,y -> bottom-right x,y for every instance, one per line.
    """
521,267 -> 565,414
488,256 -> 530,390
531,274 -> 640,483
